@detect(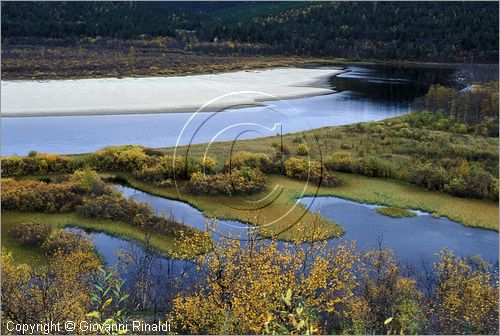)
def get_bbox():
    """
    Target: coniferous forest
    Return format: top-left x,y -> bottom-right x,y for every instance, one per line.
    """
1,1 -> 498,62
